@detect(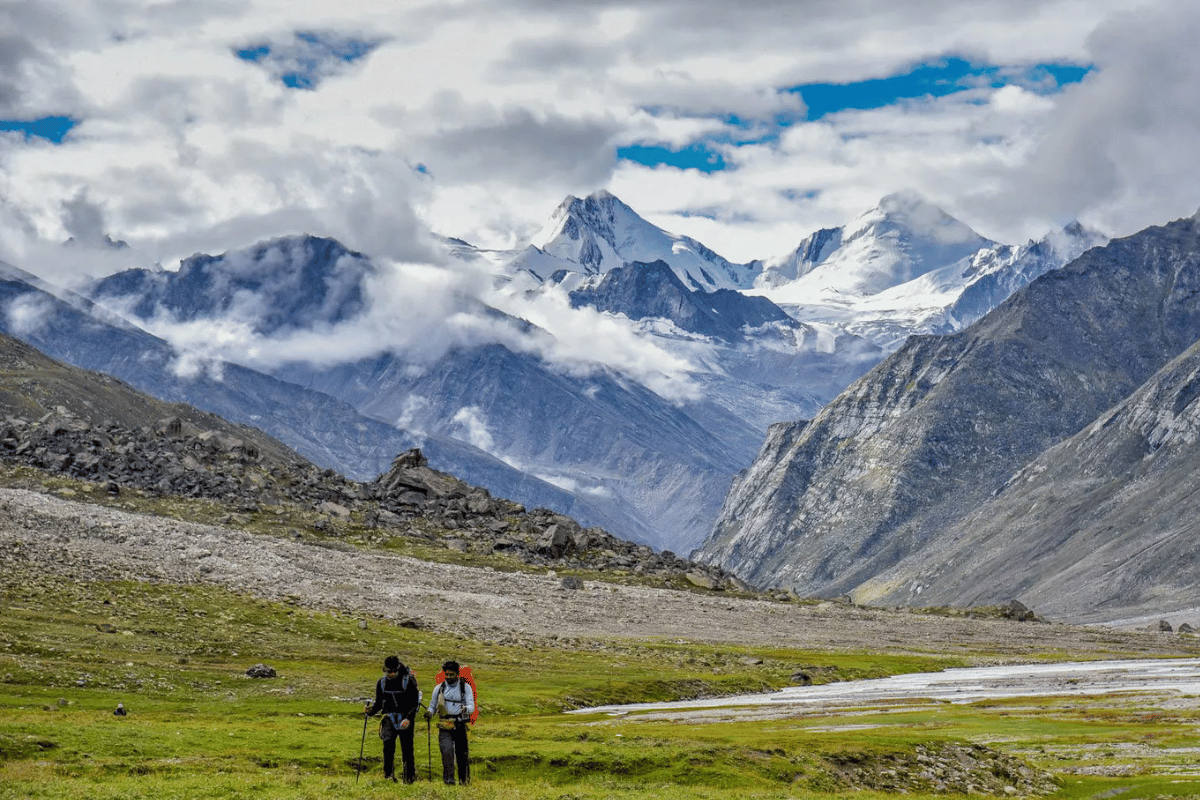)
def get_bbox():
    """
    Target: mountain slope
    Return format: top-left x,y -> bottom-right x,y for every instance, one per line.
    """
566,260 -> 800,343
854,337 -> 1200,623
88,235 -> 371,334
0,330 -> 303,469
275,342 -> 760,551
698,211 -> 1200,610
1,262 -> 595,518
